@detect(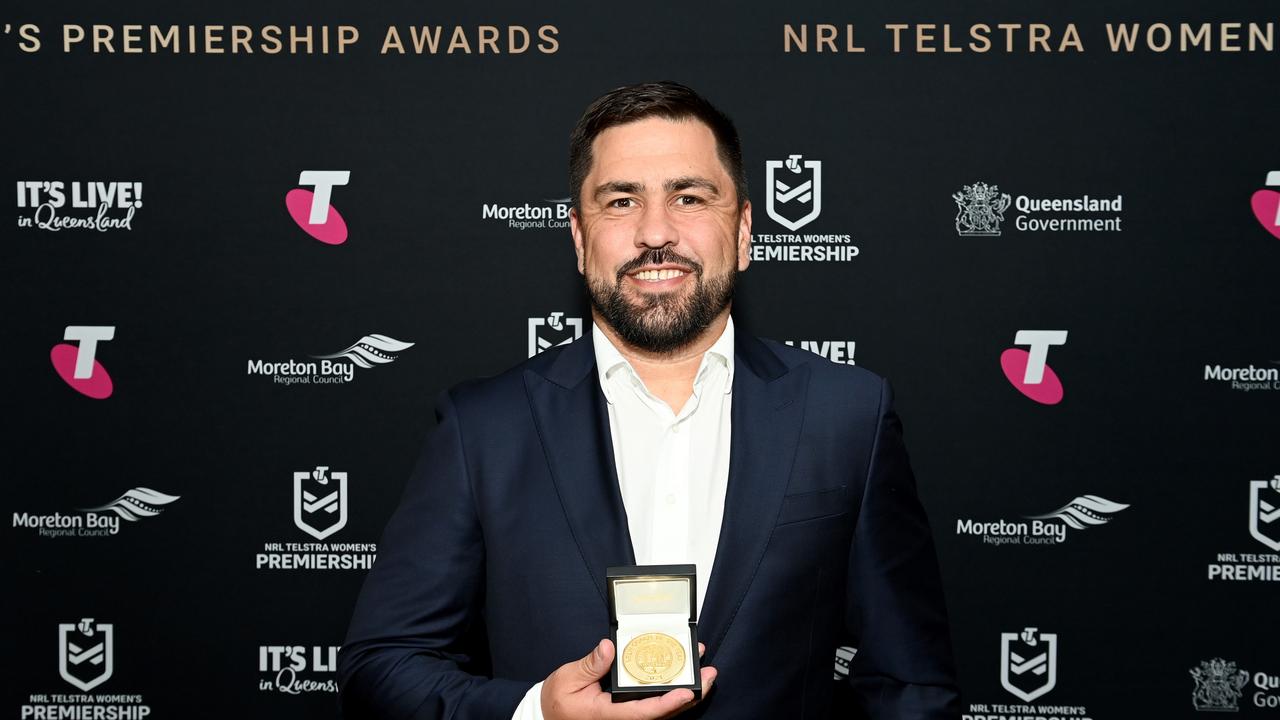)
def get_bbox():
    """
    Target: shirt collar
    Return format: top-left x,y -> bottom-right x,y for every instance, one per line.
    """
592,316 -> 736,404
